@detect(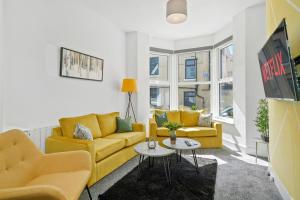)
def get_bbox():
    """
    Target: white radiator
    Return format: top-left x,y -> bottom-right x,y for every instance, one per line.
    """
24,126 -> 54,153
